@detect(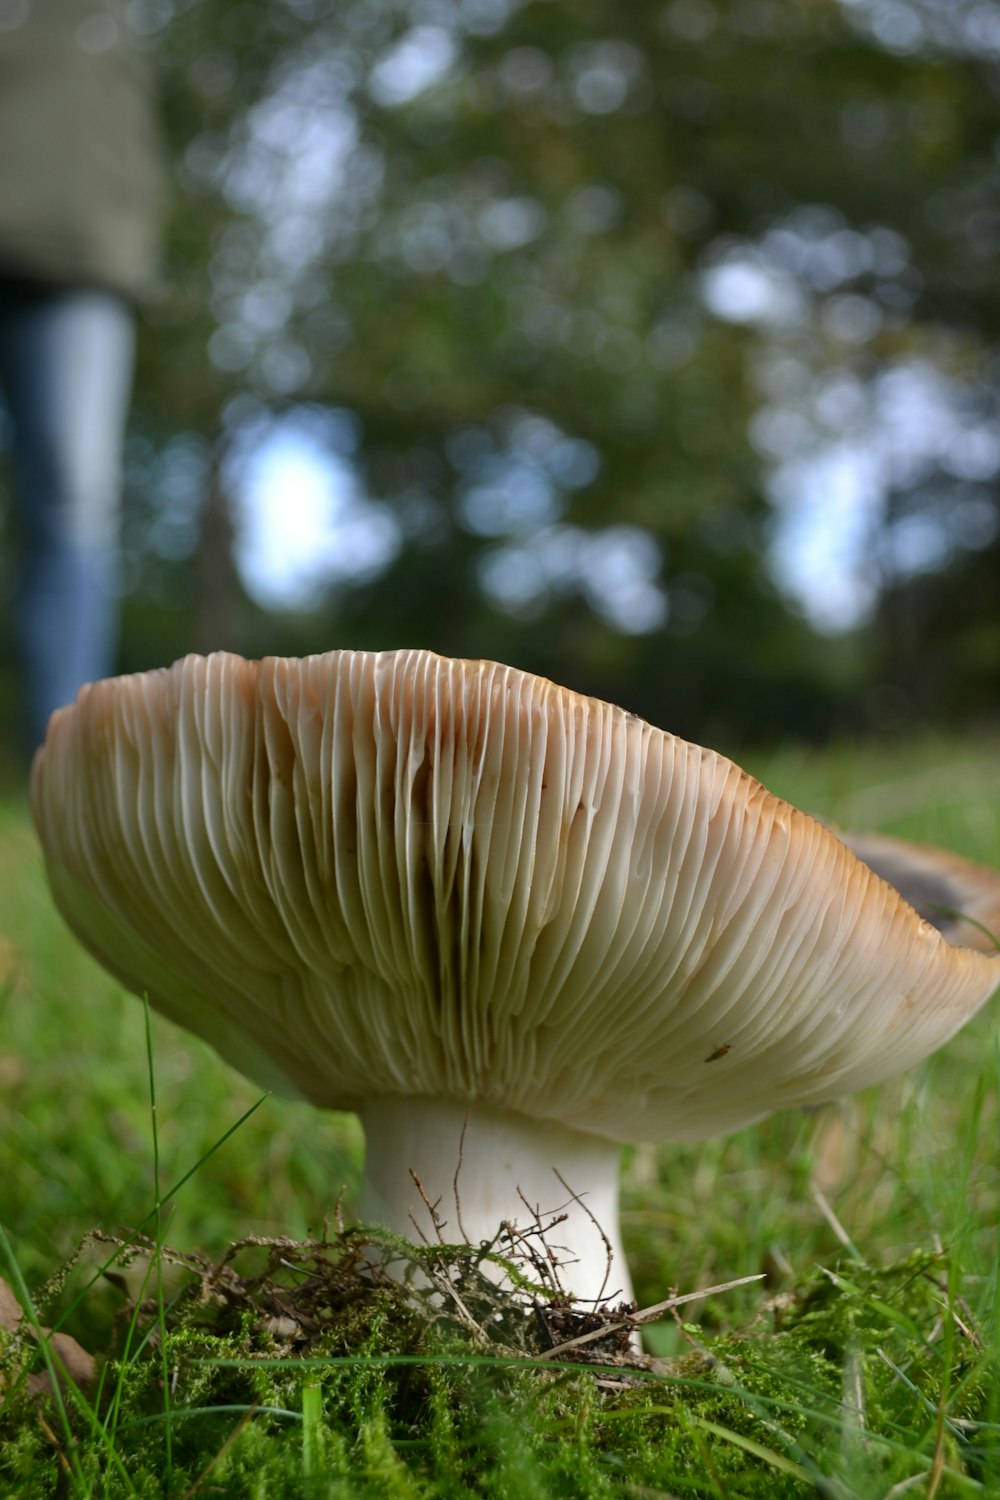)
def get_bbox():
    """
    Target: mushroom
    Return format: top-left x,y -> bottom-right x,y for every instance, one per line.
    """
30,650 -> 1000,1307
